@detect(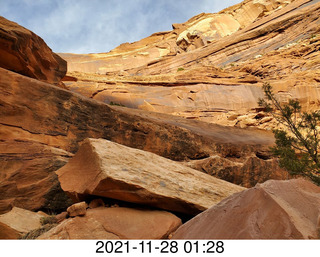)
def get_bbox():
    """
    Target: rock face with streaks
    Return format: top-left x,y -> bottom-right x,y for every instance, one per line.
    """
0,16 -> 66,85
0,65 -> 284,215
172,179 -> 320,239
56,138 -> 244,215
39,207 -> 182,239
0,140 -> 73,215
